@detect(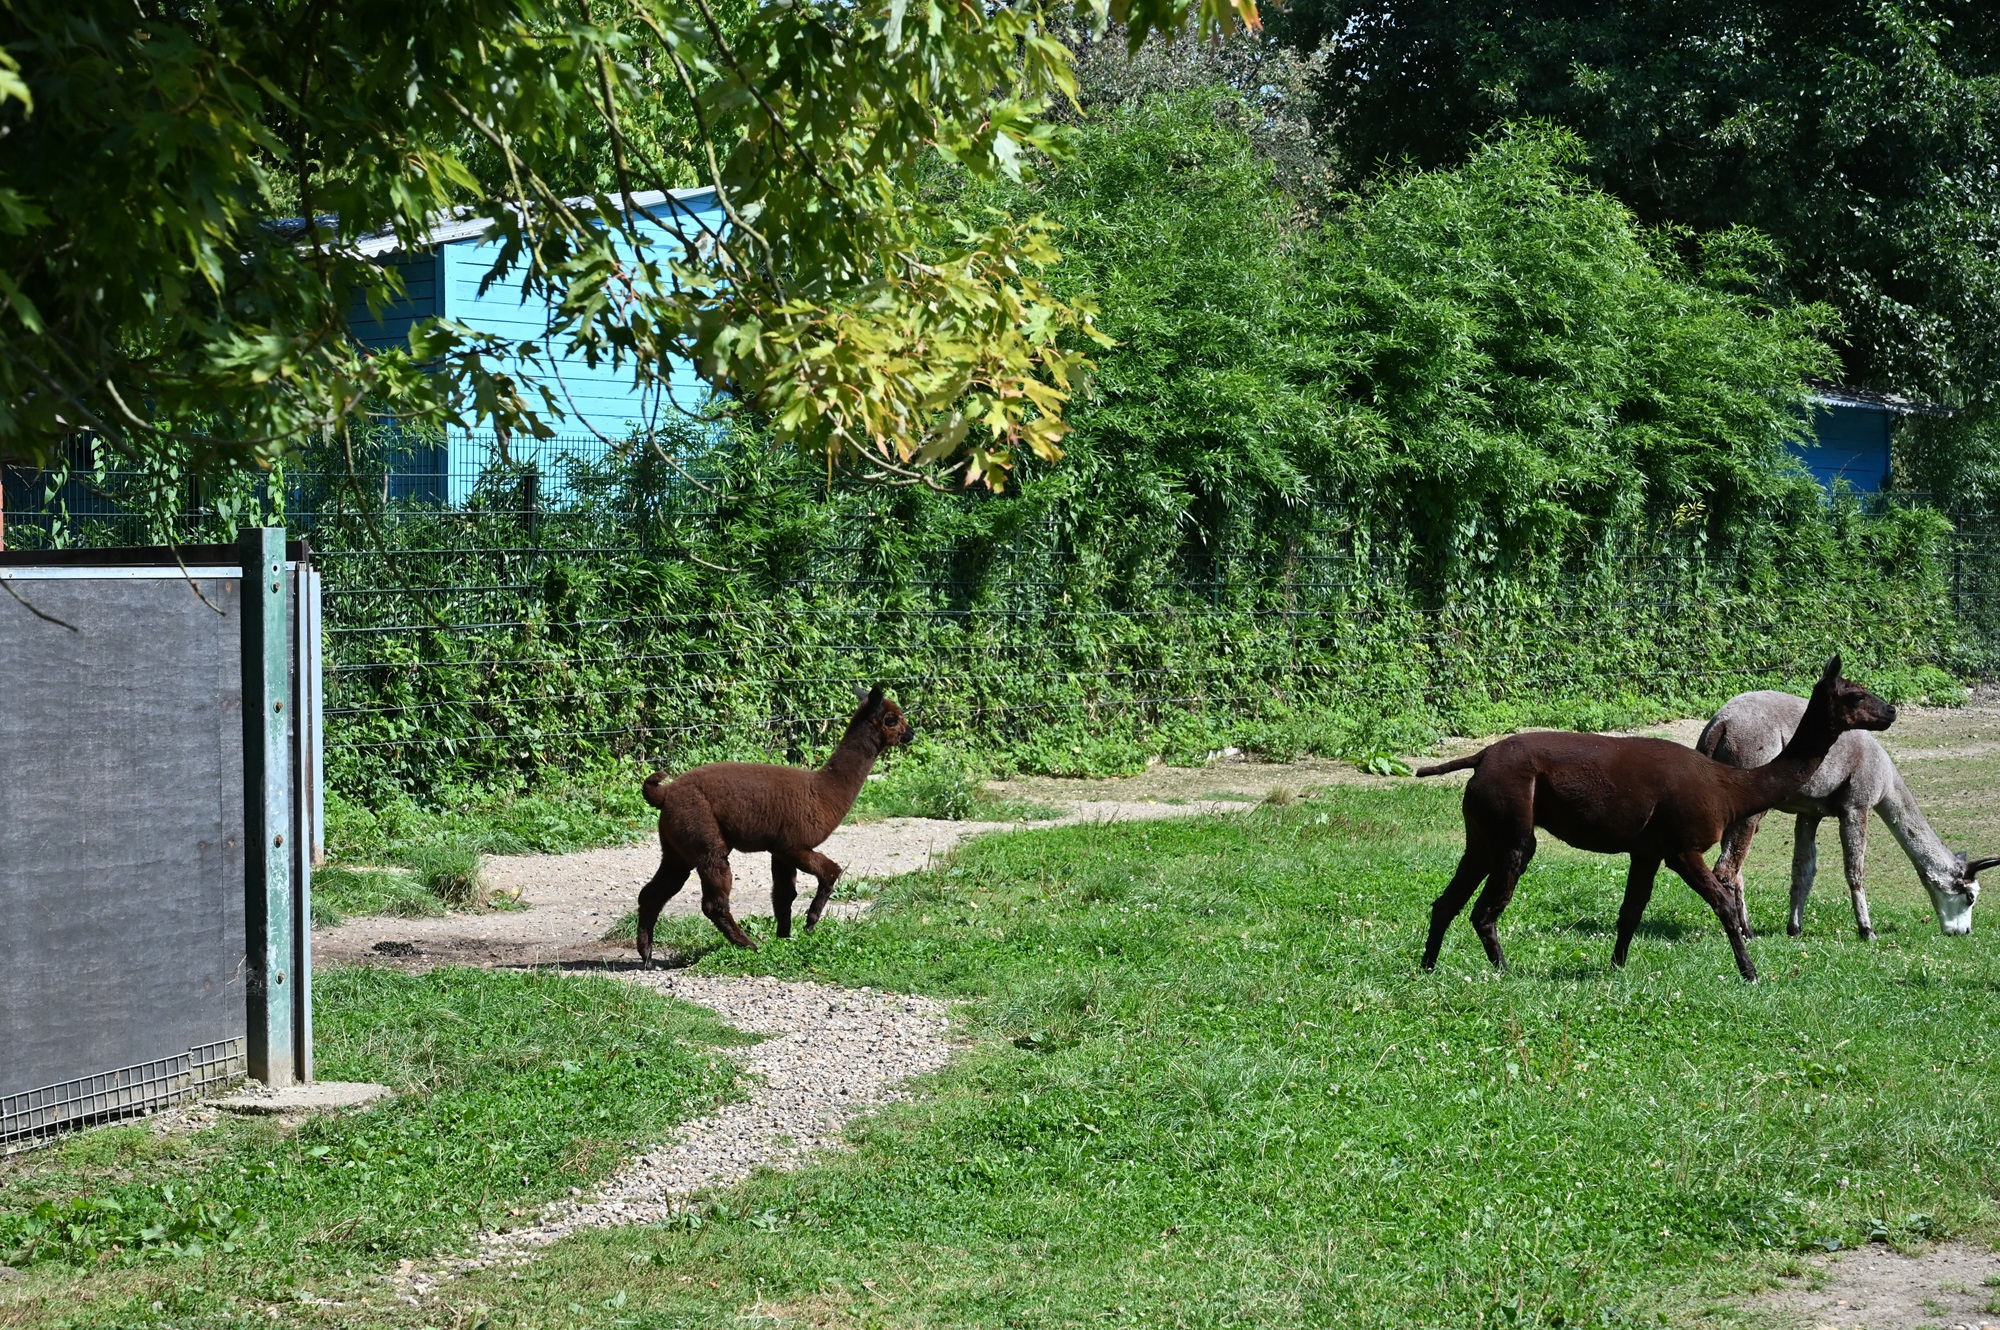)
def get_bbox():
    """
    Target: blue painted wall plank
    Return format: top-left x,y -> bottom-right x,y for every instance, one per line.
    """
1794,403 -> 1891,494
348,192 -> 726,504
